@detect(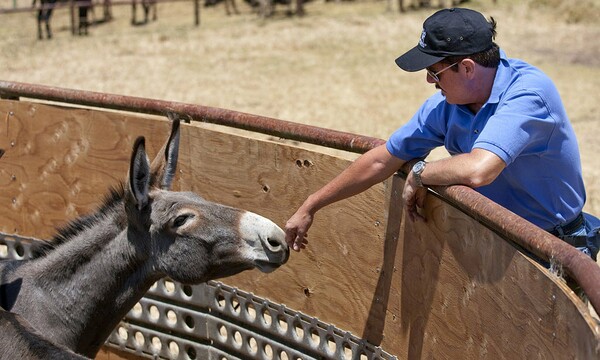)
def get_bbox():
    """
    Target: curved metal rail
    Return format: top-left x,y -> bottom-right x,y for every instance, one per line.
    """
0,80 -> 598,315
0,81 -> 385,154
